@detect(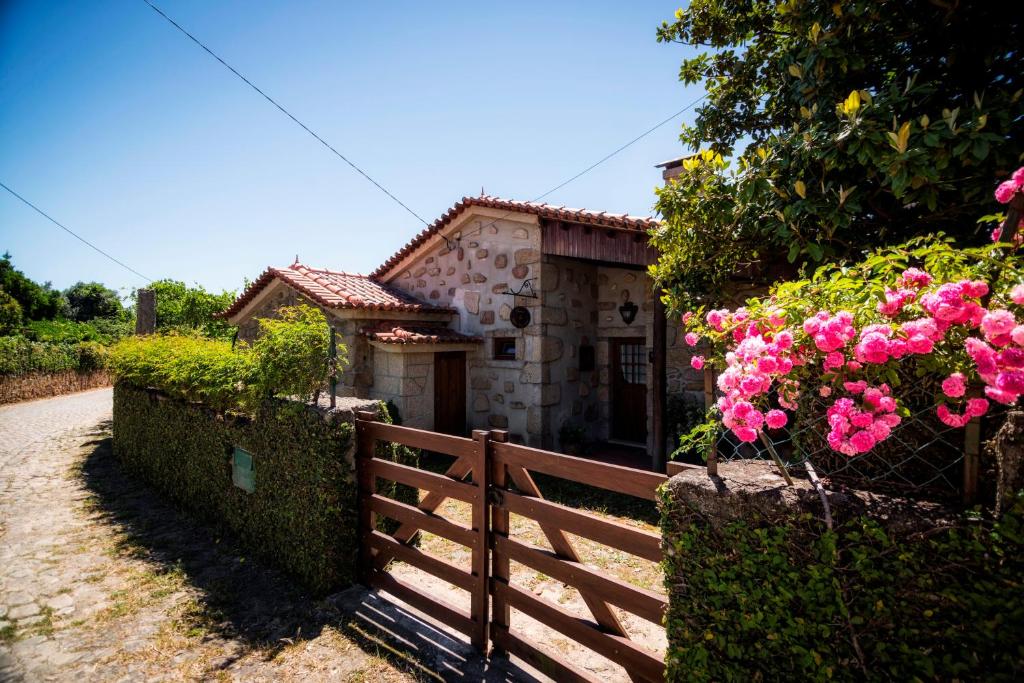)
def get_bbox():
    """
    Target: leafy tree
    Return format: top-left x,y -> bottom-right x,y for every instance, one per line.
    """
0,288 -> 22,335
0,252 -> 67,320
144,279 -> 237,339
651,0 -> 1024,309
64,281 -> 123,321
